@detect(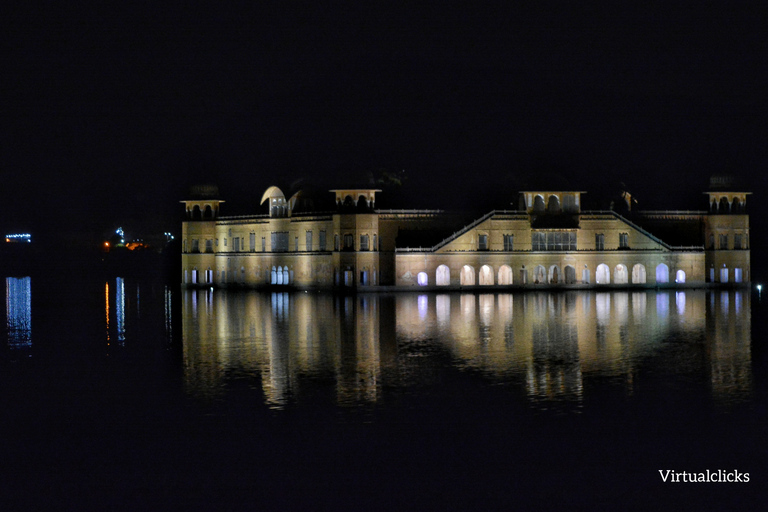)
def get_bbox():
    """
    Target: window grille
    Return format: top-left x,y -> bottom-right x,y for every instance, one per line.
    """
533,231 -> 577,251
